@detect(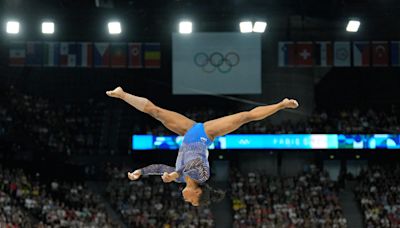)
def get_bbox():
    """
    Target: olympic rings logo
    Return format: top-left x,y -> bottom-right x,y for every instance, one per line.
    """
193,52 -> 240,74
